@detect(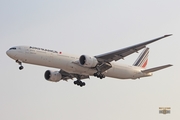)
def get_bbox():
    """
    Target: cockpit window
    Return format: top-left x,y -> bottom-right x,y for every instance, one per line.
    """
9,47 -> 16,50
